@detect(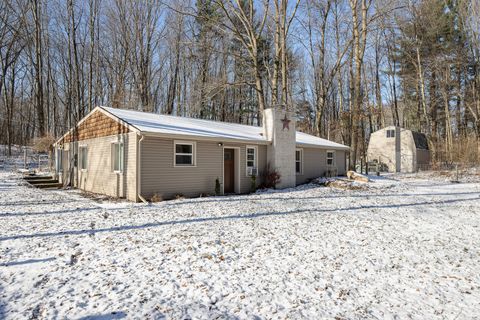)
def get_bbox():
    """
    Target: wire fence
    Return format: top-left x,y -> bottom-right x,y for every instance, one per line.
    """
0,145 -> 51,173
